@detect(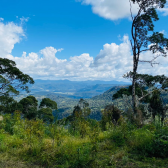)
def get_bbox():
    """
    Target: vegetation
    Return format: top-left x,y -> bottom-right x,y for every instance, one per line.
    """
129,0 -> 168,115
0,110 -> 167,167
0,58 -> 34,96
112,83 -> 150,103
1,78 -> 168,167
1,1 -> 168,167
101,104 -> 122,130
